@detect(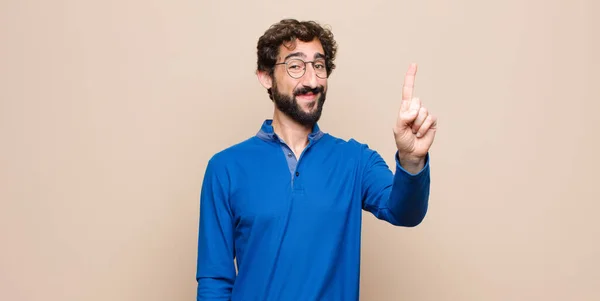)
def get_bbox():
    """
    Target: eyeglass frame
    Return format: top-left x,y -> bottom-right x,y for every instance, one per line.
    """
274,58 -> 329,79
